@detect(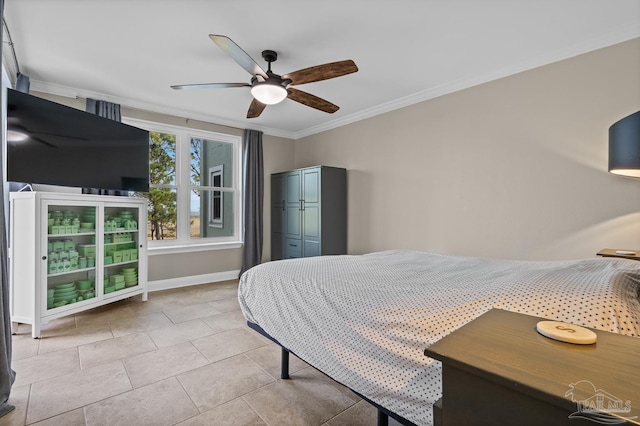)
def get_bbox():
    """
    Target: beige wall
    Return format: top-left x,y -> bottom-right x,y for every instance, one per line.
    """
294,39 -> 640,260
